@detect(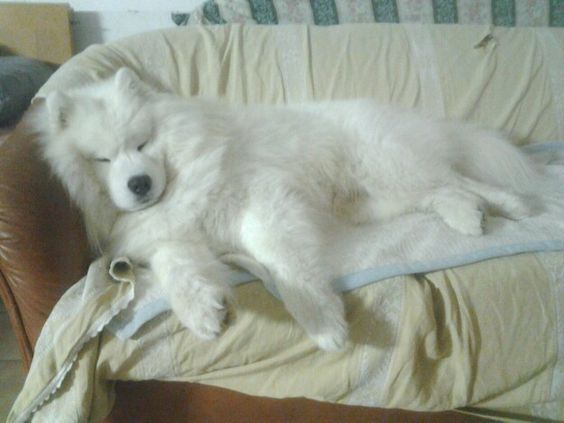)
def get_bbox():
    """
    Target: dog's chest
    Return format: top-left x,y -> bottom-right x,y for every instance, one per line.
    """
199,187 -> 247,252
